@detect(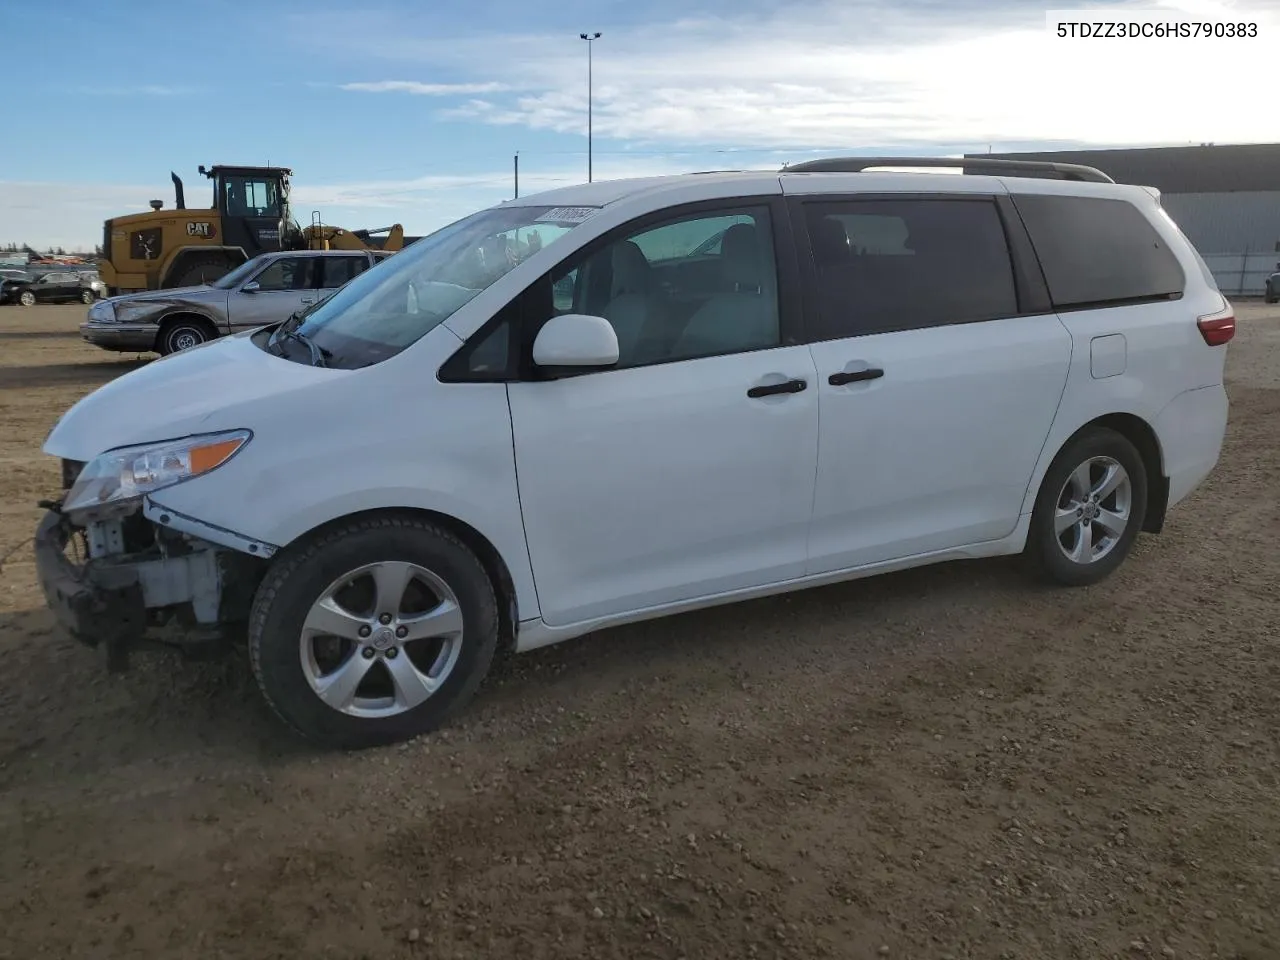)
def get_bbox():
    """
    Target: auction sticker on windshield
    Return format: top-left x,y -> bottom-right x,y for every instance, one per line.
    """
535,207 -> 599,224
